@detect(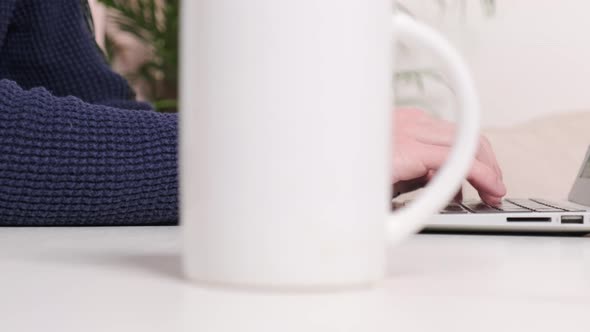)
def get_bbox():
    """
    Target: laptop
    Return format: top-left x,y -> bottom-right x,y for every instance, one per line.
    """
417,146 -> 590,234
